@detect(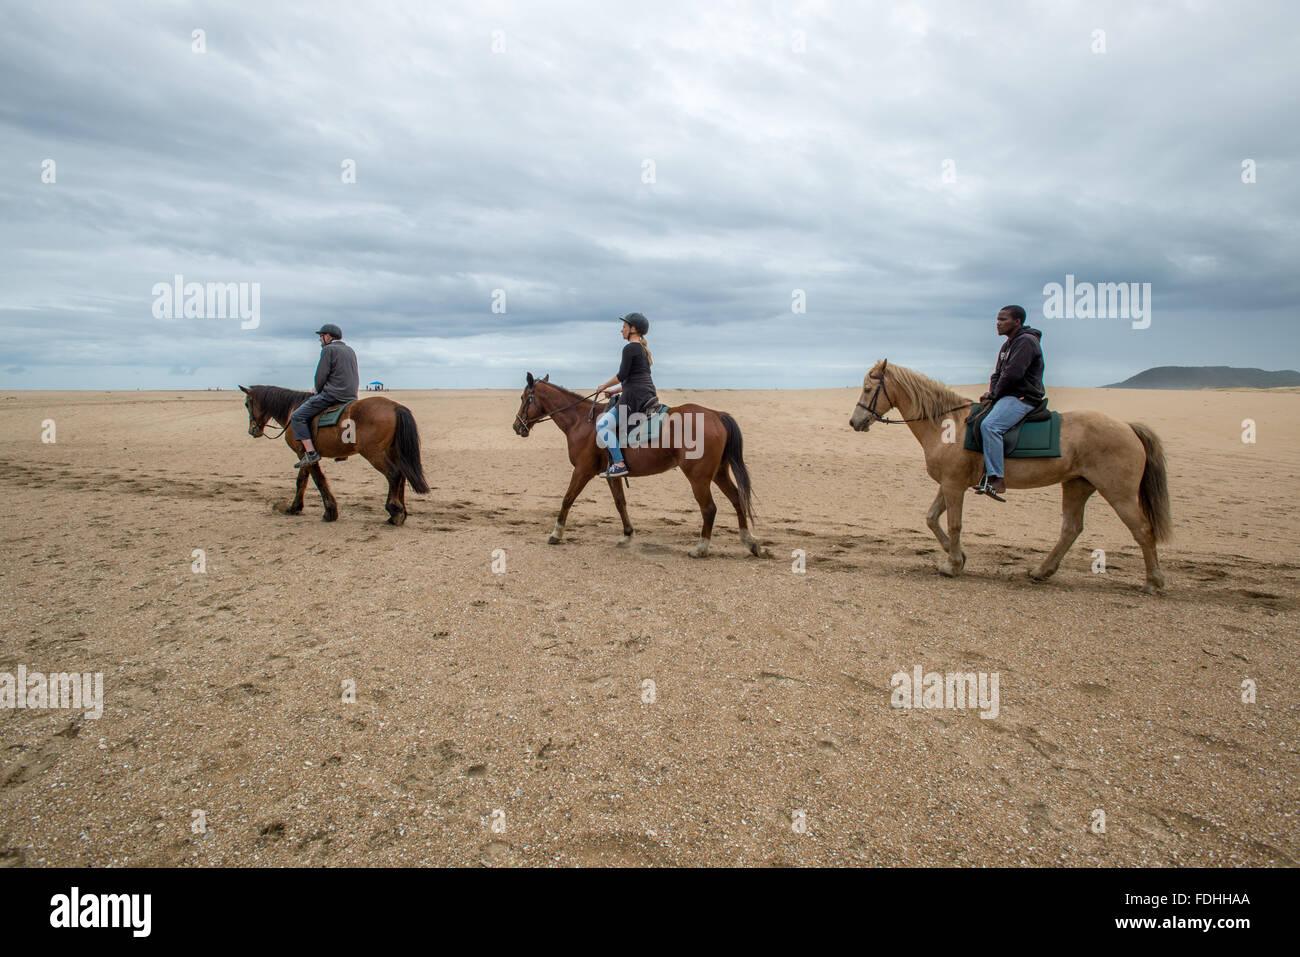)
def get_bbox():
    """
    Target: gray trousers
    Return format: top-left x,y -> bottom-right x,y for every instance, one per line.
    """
290,392 -> 342,441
